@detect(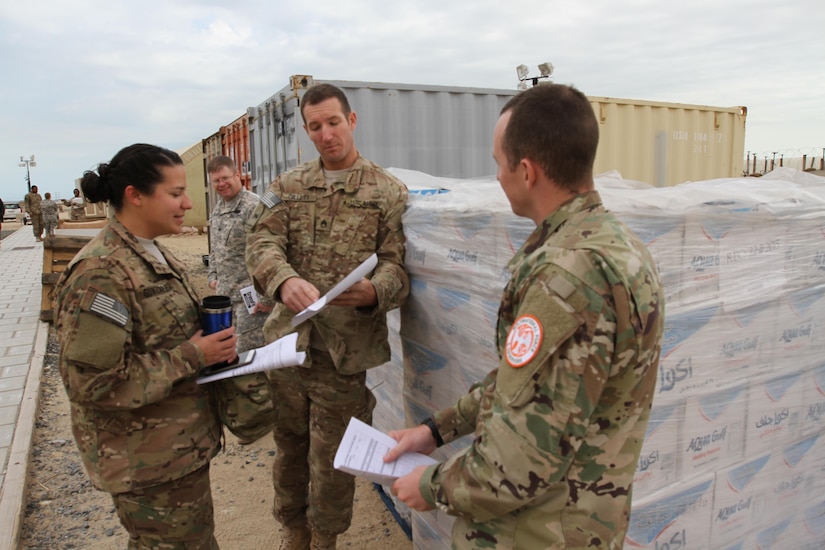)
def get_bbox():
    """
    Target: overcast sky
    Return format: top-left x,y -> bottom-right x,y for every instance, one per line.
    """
1,0 -> 823,201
